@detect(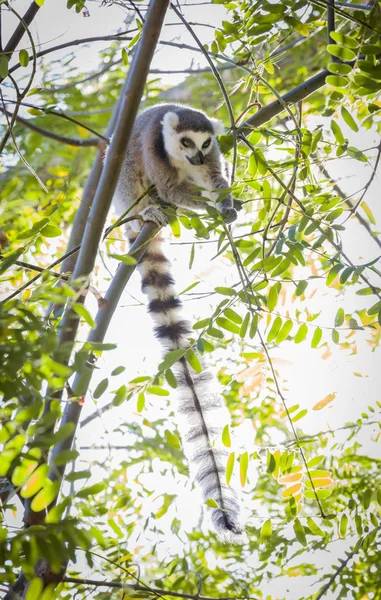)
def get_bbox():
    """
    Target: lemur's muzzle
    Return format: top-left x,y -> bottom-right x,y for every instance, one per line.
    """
187,150 -> 205,166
